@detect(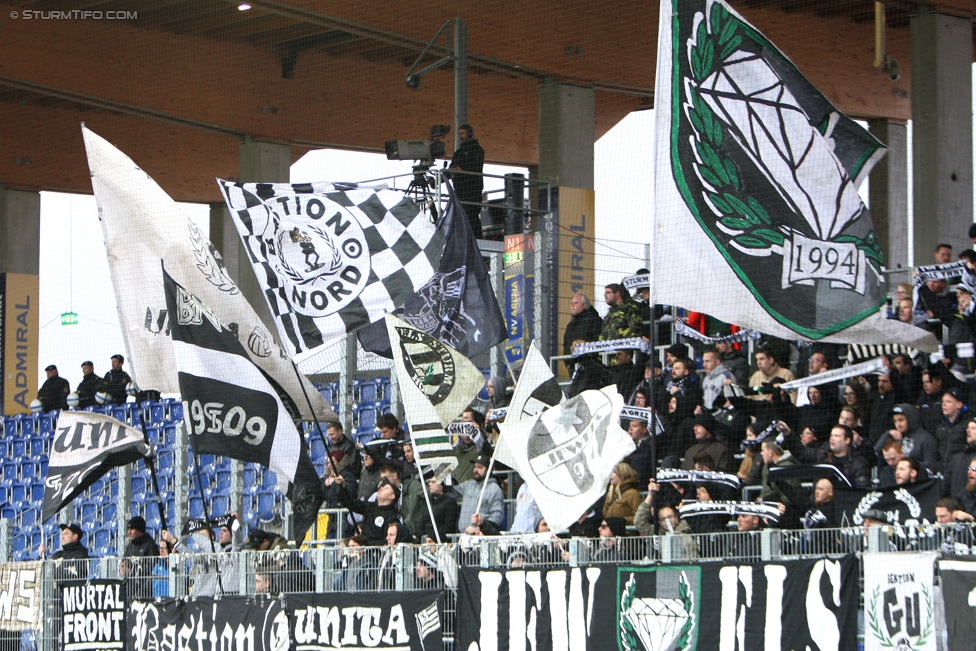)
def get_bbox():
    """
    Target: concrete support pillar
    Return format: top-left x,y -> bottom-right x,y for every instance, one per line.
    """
209,138 -> 291,336
868,120 -> 910,275
910,10 -> 973,262
538,81 -> 595,361
0,187 -> 40,275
